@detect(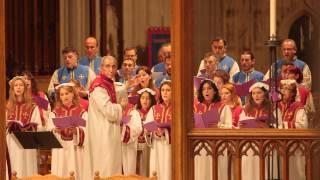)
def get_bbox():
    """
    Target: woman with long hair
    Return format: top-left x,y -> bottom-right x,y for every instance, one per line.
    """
47,83 -> 87,180
21,71 -> 51,129
6,76 -> 42,177
145,80 -> 172,180
122,88 -> 156,175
